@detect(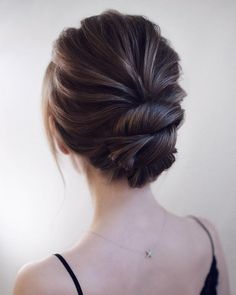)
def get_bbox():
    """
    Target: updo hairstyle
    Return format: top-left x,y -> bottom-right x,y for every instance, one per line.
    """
41,9 -> 186,188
